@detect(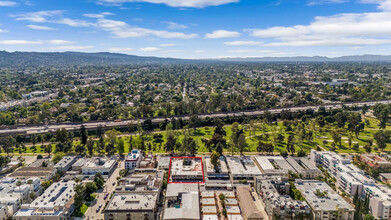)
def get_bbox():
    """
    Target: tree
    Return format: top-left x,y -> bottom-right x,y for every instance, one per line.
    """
216,142 -> 223,156
164,132 -> 178,154
353,188 -> 359,204
94,173 -> 105,189
210,151 -> 220,173
373,130 -> 390,151
229,122 -> 246,155
331,129 -> 342,147
286,133 -> 295,155
55,128 -> 69,143
237,133 -> 247,155
86,138 -> 95,156
85,182 -> 98,201
213,119 -> 226,136
74,183 -> 85,210
335,112 -> 347,128
44,144 -> 52,157
364,144 -> 372,153
75,144 -> 85,155
105,129 -> 119,147
80,125 -> 88,146
117,137 -> 125,156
